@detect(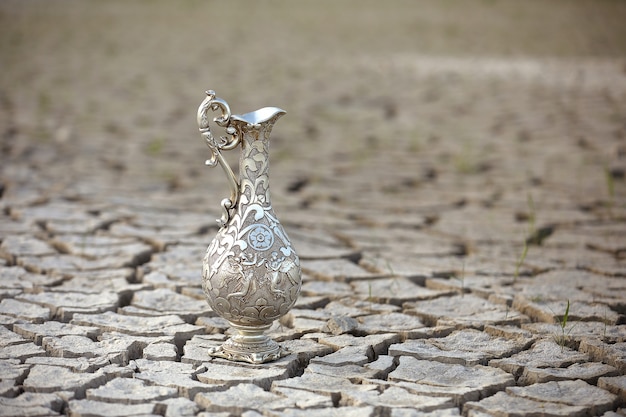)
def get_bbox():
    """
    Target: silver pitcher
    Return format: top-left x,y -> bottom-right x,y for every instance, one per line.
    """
197,90 -> 302,364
